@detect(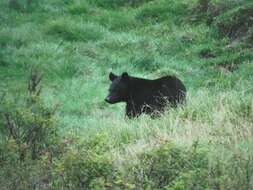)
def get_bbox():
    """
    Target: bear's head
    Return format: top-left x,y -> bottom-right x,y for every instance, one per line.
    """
105,72 -> 129,104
